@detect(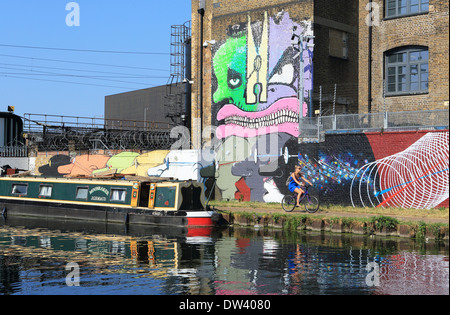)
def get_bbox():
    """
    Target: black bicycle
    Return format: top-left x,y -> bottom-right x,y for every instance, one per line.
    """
281,185 -> 319,213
